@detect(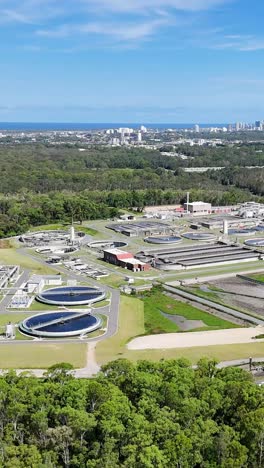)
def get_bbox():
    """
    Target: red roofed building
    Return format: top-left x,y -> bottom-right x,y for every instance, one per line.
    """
103,248 -> 150,272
